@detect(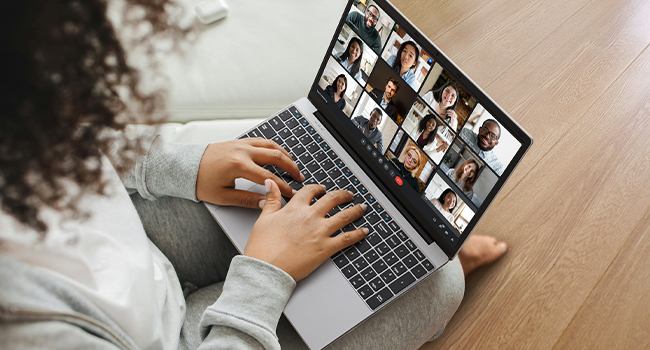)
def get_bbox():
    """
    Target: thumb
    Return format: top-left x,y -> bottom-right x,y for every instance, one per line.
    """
260,179 -> 282,215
